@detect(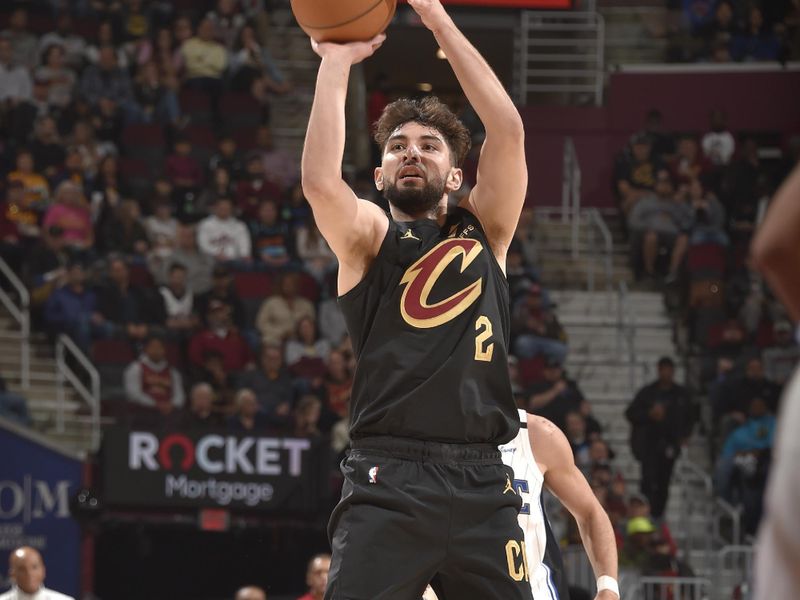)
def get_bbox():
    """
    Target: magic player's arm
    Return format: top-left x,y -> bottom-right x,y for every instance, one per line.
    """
529,416 -> 620,600
409,0 -> 527,264
752,165 -> 800,322
300,36 -> 389,294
